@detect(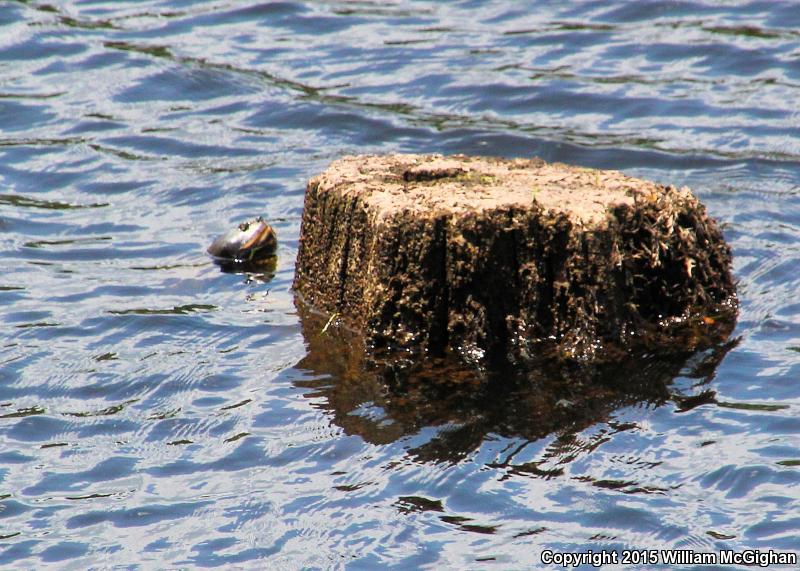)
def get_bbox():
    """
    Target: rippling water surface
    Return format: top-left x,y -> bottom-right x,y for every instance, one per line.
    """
2,1 -> 800,568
